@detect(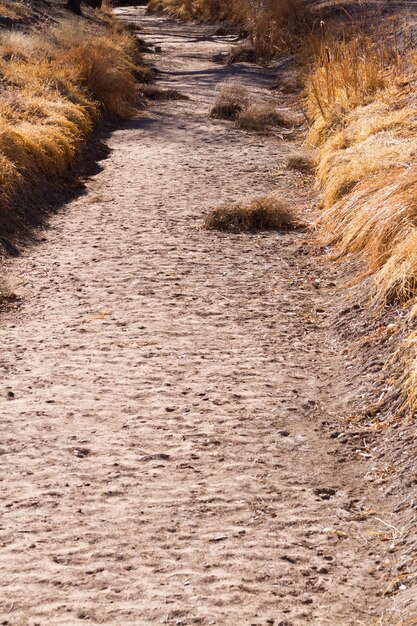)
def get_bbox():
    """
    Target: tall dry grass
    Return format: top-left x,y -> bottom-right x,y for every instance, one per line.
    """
306,31 -> 416,299
306,31 -> 403,147
305,24 -> 417,410
0,17 -> 144,242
